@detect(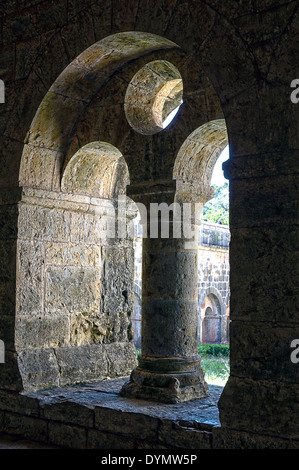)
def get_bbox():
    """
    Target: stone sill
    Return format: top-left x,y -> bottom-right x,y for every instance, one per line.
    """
0,377 -> 222,449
